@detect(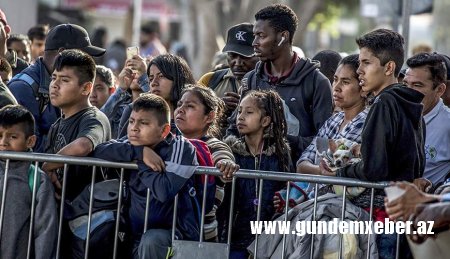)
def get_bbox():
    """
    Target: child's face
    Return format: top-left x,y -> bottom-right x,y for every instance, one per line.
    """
148,64 -> 174,103
0,124 -> 36,152
127,110 -> 168,148
174,91 -> 213,139
50,67 -> 90,110
236,96 -> 270,136
89,77 -> 111,109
